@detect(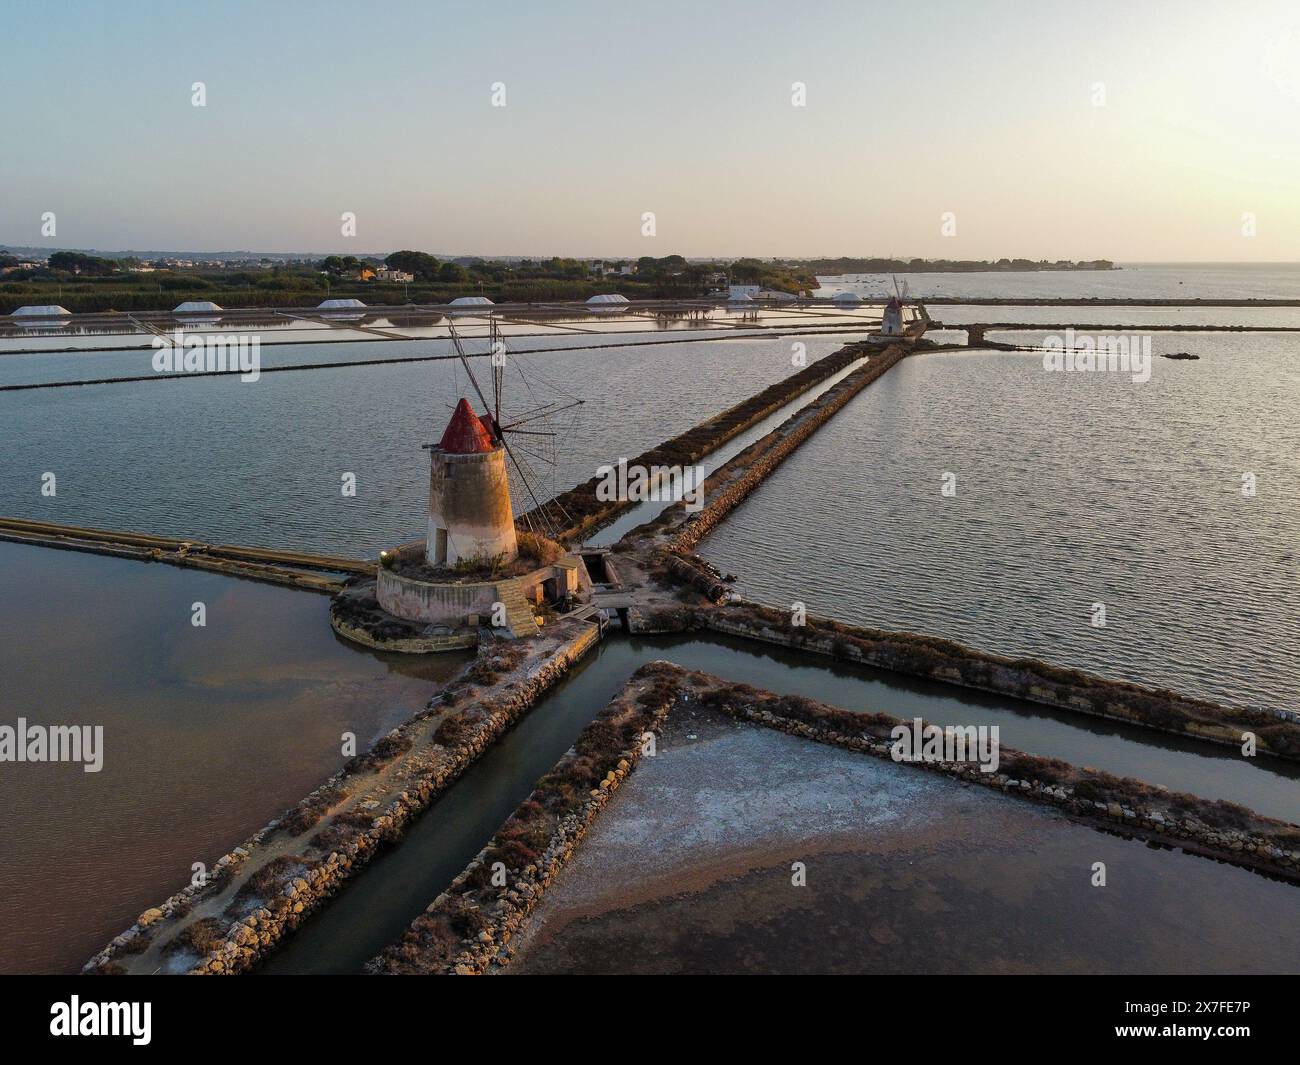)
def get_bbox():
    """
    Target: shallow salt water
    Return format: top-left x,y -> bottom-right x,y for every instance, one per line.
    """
701,336 -> 1300,713
4,294 -> 1298,975
0,332 -> 855,557
0,540 -> 467,974
262,631 -> 1300,975
817,262 -> 1300,301
508,716 -> 1300,975
936,303 -> 1300,329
